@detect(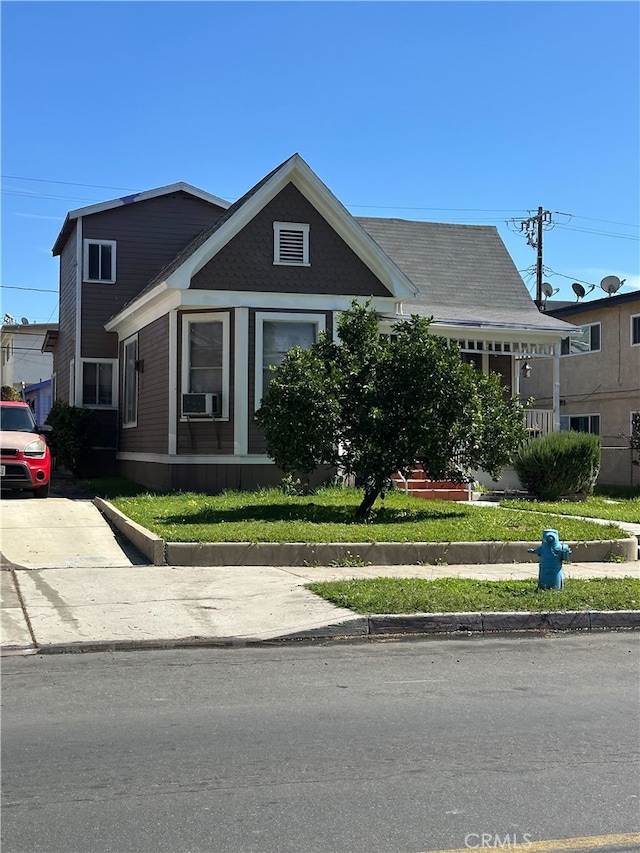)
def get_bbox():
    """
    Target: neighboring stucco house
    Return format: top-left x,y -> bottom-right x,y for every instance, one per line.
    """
47,154 -> 574,491
1,322 -> 57,392
521,290 -> 640,487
